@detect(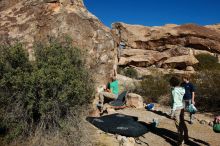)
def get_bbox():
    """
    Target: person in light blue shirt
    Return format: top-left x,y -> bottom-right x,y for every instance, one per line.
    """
169,76 -> 189,145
